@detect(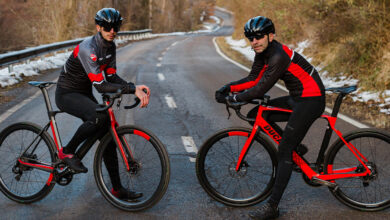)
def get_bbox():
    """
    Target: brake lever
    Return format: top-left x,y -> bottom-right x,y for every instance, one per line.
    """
116,97 -> 122,109
225,104 -> 232,120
